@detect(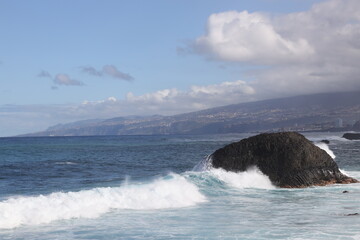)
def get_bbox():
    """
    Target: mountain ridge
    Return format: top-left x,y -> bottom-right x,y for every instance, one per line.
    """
20,91 -> 360,136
